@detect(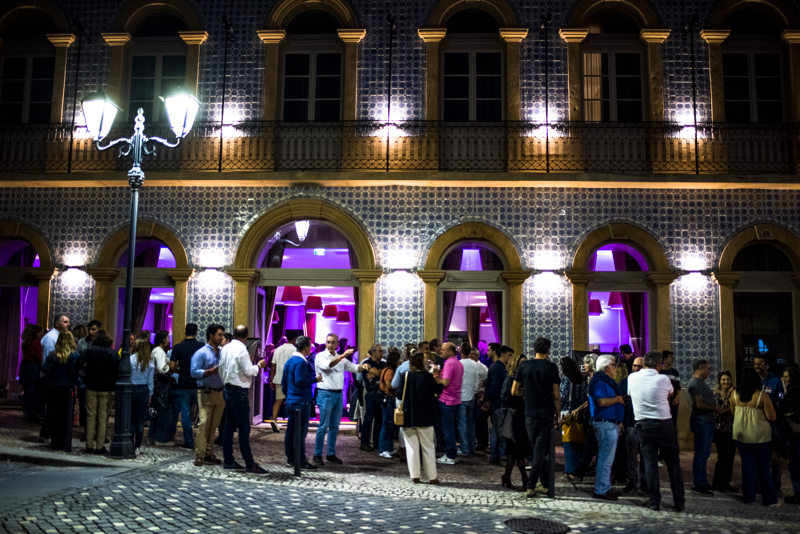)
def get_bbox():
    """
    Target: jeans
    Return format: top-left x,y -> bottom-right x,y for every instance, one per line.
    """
563,442 -> 584,474
713,430 -> 735,489
379,399 -> 396,453
315,389 -> 344,457
361,392 -> 382,447
737,441 -> 777,505
690,417 -> 716,487
285,402 -> 310,464
489,409 -> 507,461
525,416 -> 552,490
594,421 -> 619,495
438,401 -> 459,459
457,399 -> 476,454
223,386 -> 254,468
637,418 -> 685,509
174,389 -> 197,446
131,385 -> 149,450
